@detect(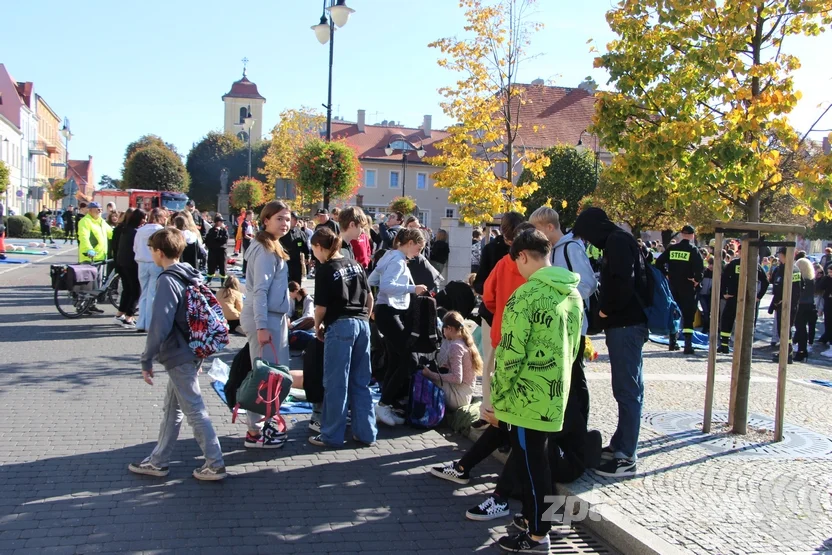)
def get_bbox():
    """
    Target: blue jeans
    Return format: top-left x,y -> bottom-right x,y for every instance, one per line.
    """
605,324 -> 648,461
321,318 -> 377,446
137,262 -> 162,330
